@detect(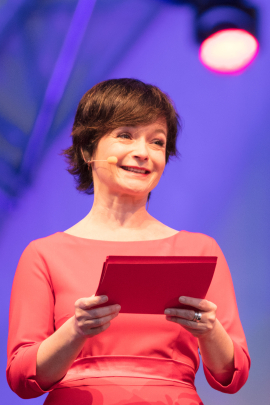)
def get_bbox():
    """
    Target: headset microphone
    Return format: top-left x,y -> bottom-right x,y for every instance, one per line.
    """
80,149 -> 118,165
88,156 -> 118,164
